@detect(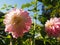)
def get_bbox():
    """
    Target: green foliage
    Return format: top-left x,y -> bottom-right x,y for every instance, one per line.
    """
0,0 -> 60,45
1,4 -> 17,11
21,3 -> 32,9
38,0 -> 59,6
